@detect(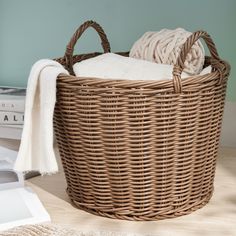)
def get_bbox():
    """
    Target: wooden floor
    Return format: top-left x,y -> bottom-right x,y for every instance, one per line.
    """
1,139 -> 236,236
